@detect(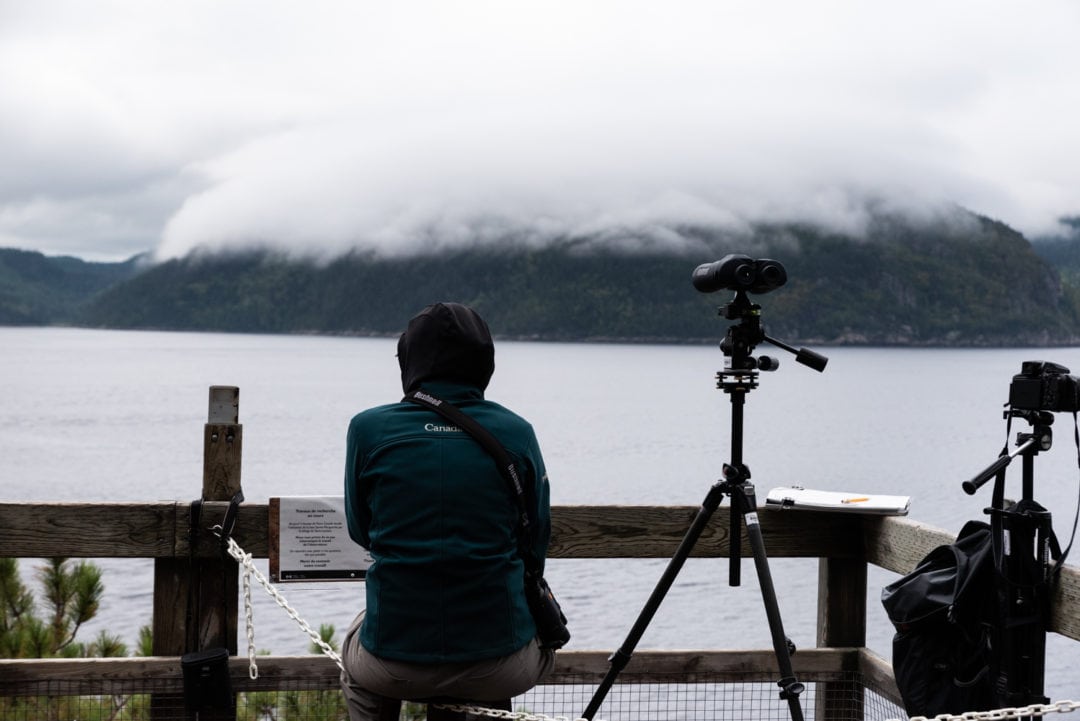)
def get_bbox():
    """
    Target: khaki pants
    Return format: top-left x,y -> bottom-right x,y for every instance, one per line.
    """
339,612 -> 555,721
